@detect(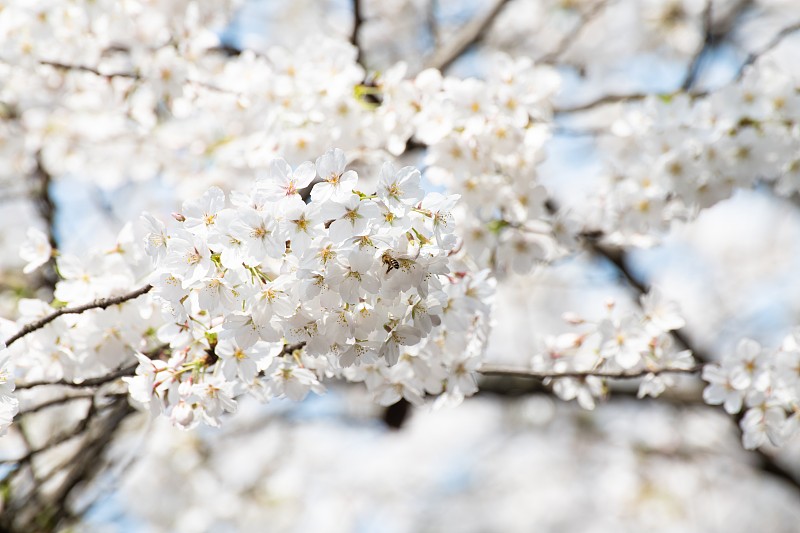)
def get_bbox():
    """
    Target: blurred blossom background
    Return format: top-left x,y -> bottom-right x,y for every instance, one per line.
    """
4,0 -> 800,532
